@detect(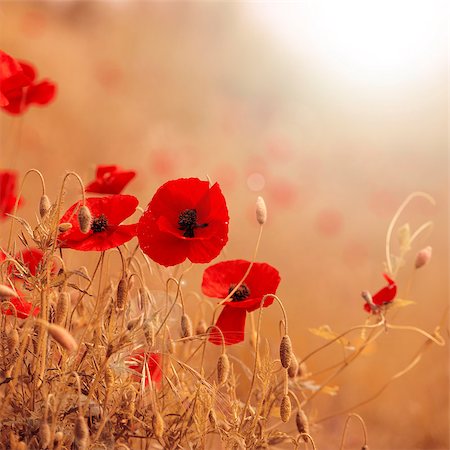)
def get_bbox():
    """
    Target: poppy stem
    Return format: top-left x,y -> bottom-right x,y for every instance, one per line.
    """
219,224 -> 264,307
6,168 -> 46,252
296,433 -> 317,450
315,336 -> 435,424
338,413 -> 368,450
385,192 -> 434,275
